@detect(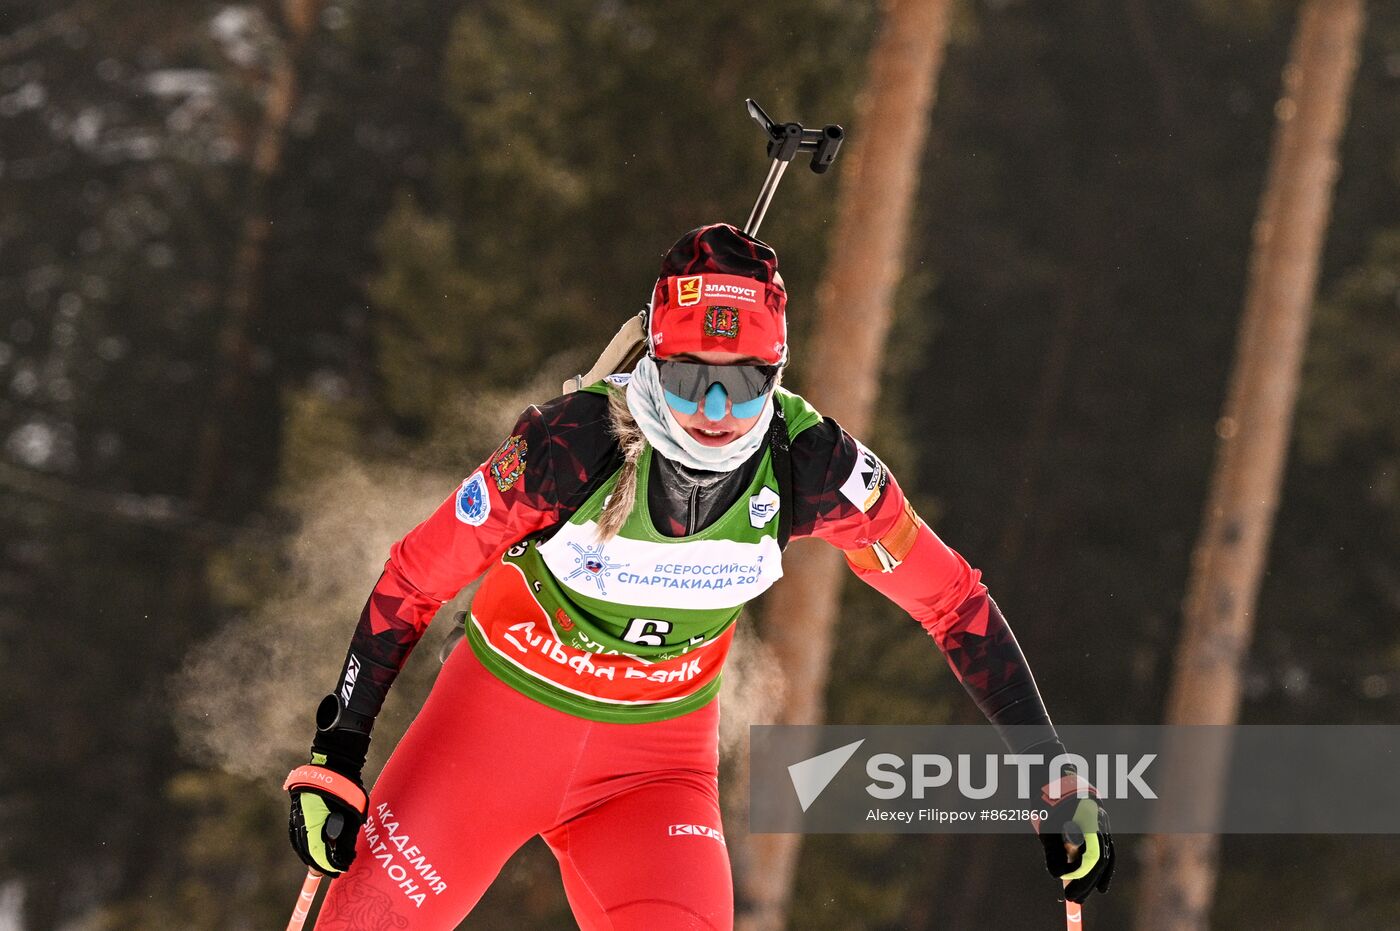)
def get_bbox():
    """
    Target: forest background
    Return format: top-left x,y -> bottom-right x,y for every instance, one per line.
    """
2,0 -> 1399,928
